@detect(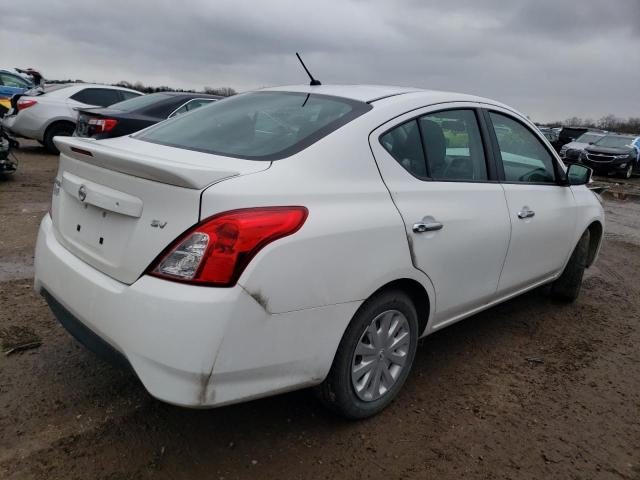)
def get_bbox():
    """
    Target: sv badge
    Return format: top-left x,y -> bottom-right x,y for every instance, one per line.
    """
151,220 -> 167,229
